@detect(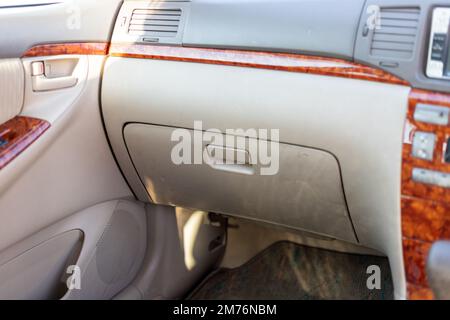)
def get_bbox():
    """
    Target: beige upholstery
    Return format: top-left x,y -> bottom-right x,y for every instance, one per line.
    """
0,59 -> 24,124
